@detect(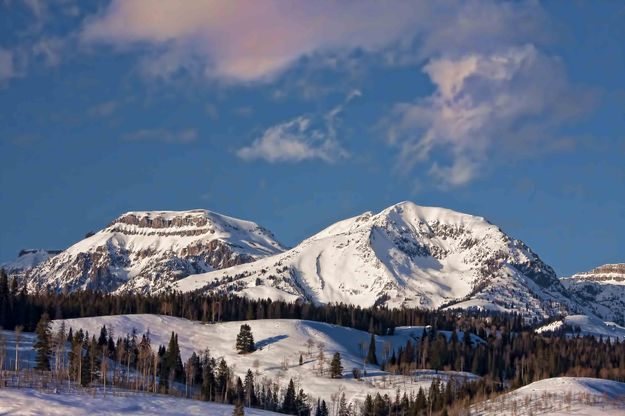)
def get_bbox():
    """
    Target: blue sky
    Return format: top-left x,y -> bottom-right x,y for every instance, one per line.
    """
0,1 -> 624,276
